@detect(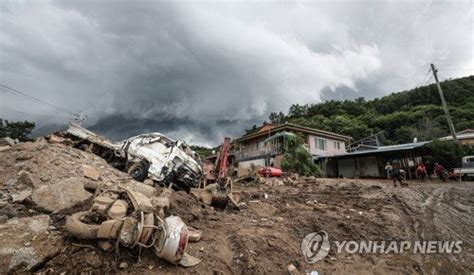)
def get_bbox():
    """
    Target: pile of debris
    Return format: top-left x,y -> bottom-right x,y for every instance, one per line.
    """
0,136 -> 19,152
65,179 -> 202,267
0,137 -> 202,272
